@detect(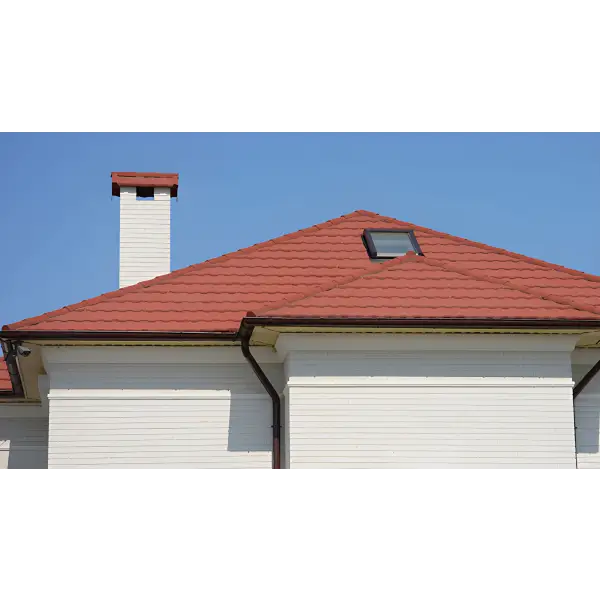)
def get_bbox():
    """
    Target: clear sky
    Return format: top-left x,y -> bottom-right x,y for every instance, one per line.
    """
1,133 -> 598,327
